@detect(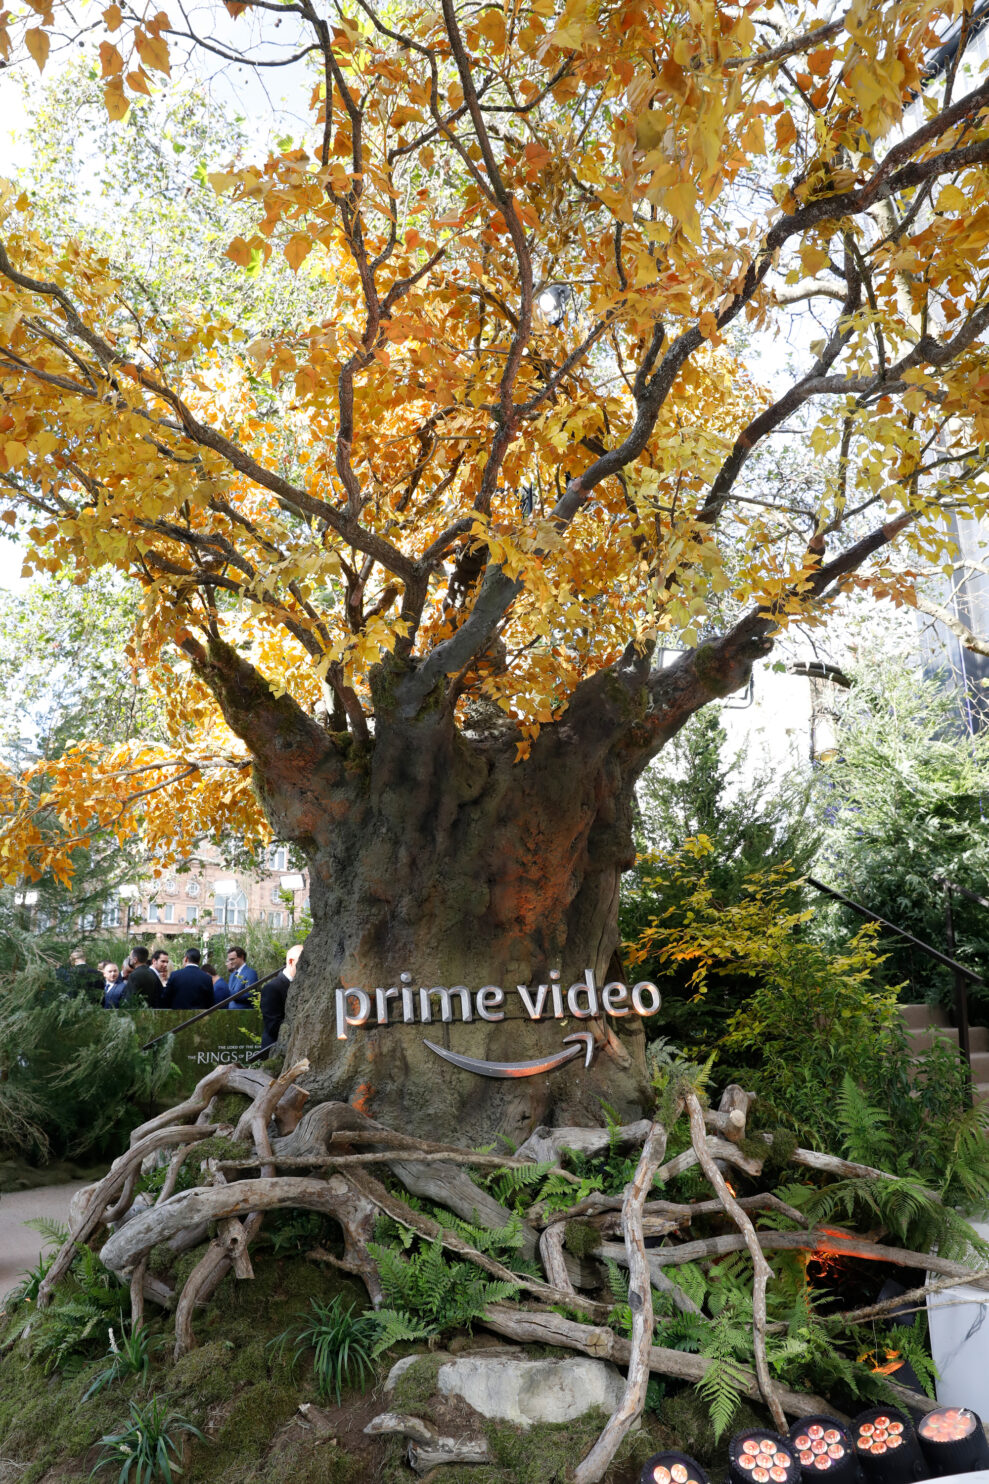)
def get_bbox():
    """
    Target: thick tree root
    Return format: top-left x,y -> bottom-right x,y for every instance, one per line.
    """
32,1063 -> 989,1477
574,1106 -> 681,1484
